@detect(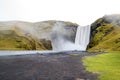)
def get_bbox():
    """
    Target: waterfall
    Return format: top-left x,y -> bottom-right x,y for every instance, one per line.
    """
50,22 -> 78,51
75,25 -> 91,51
51,22 -> 91,51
